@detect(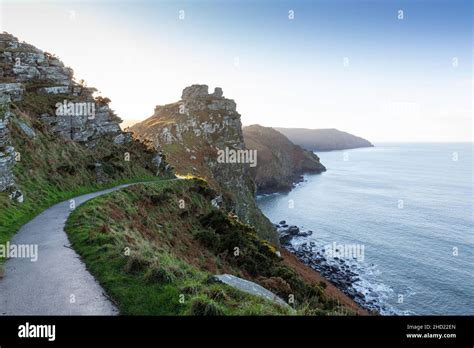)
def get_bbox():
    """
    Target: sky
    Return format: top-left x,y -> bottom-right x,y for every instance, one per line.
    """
0,0 -> 472,142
